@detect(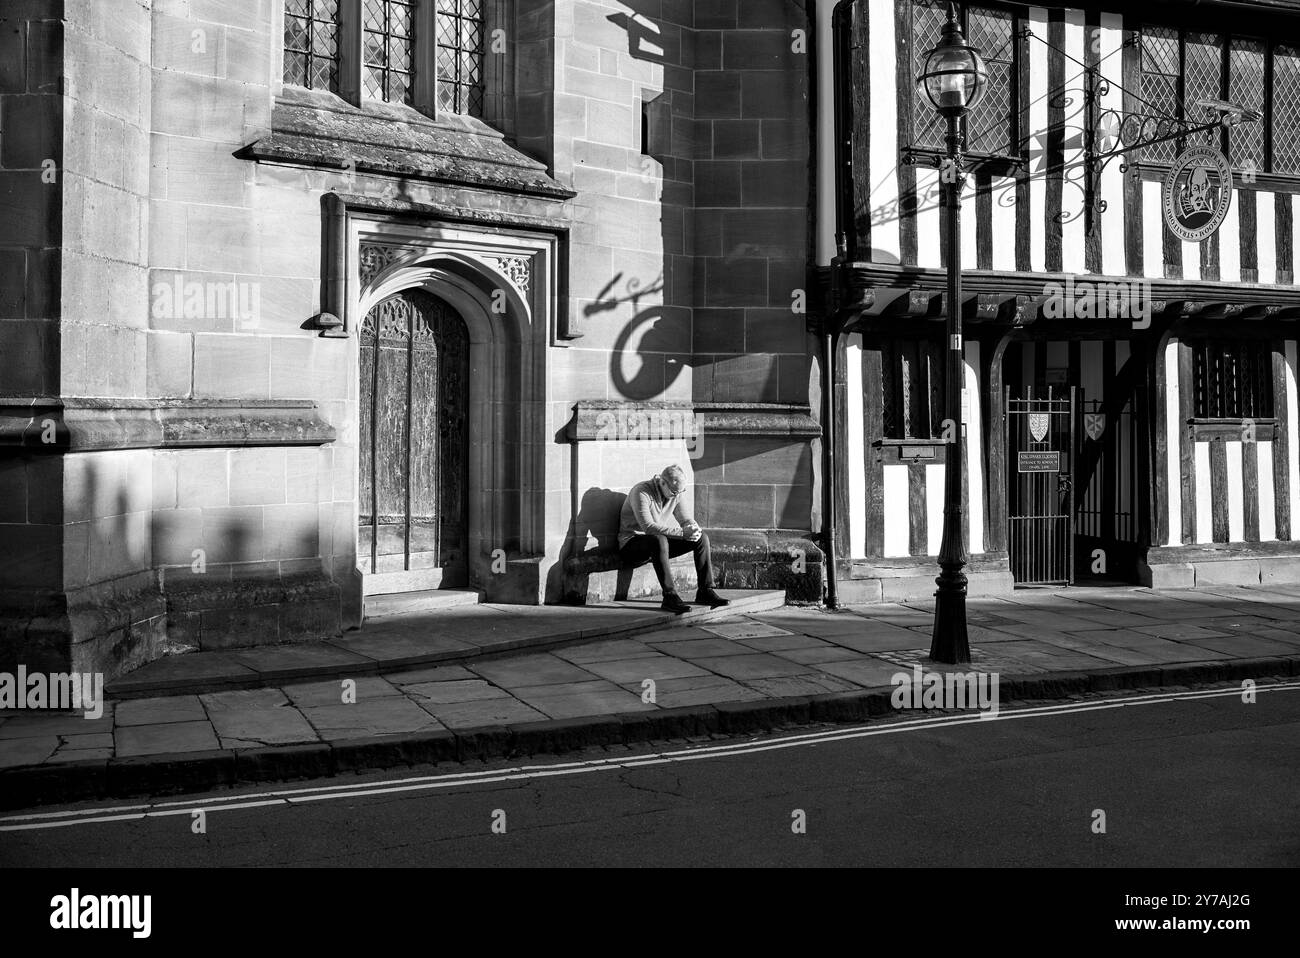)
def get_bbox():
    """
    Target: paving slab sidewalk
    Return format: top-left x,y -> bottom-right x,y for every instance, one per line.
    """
105,590 -> 787,697
2,585 -> 1298,809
